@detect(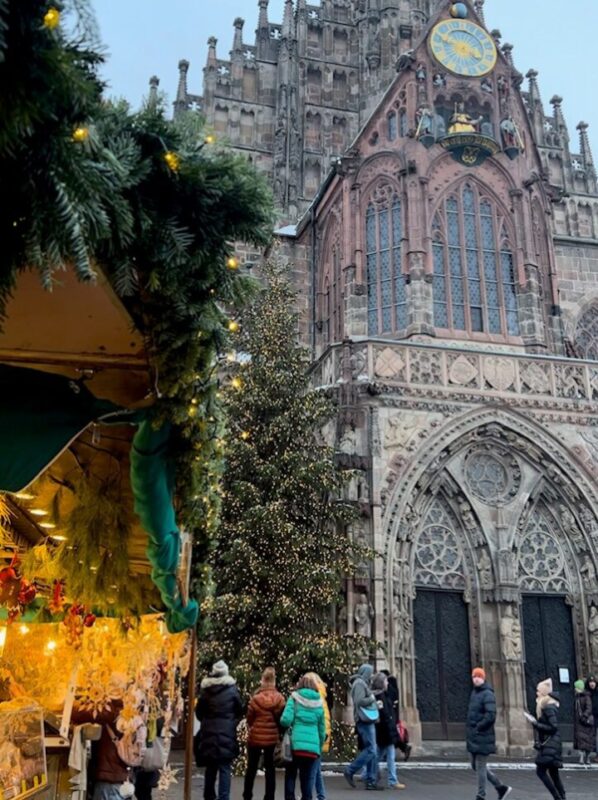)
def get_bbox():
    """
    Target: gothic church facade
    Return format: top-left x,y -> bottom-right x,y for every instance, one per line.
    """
182,1 -> 598,752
